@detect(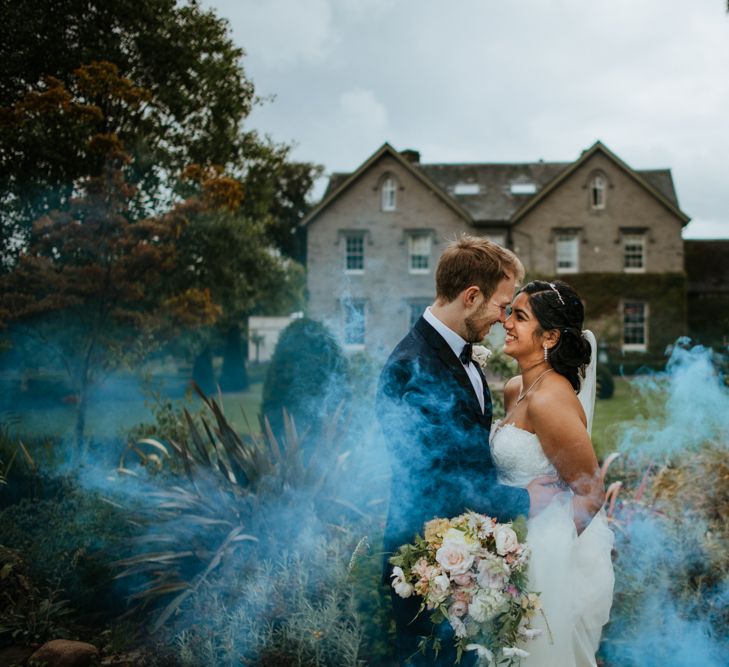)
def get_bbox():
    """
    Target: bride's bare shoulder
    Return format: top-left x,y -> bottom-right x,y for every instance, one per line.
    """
529,373 -> 586,425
